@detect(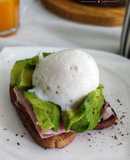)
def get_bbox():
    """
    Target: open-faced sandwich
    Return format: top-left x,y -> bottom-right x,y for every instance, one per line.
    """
9,49 -> 118,148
